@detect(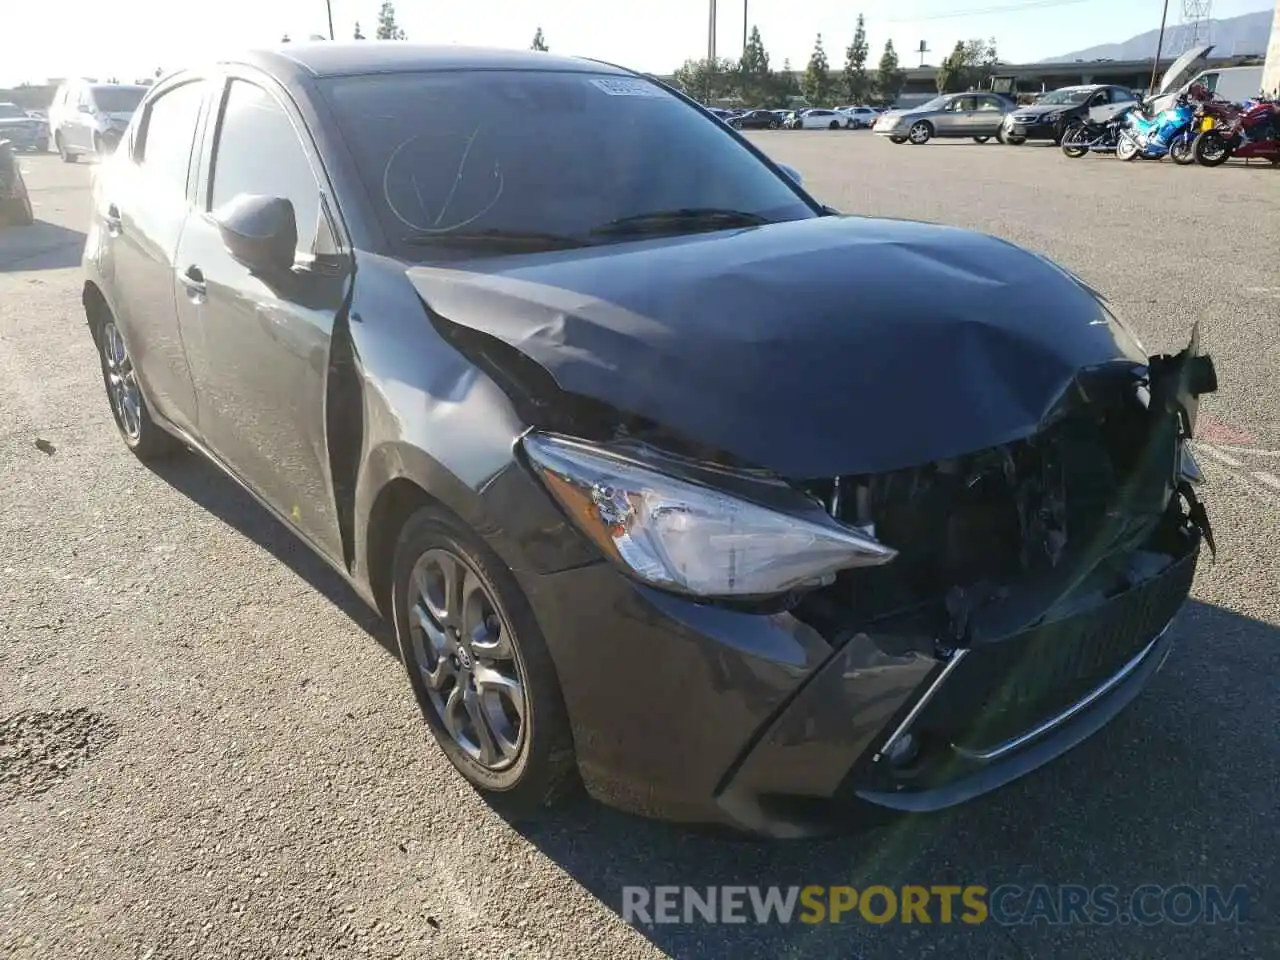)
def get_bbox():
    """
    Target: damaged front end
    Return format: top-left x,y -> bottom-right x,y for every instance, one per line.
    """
782,328 -> 1217,801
